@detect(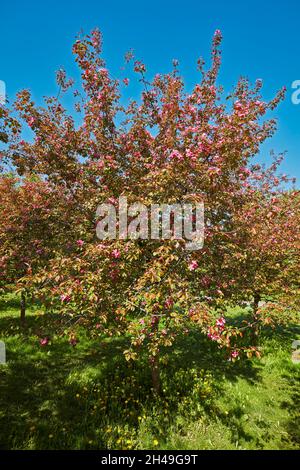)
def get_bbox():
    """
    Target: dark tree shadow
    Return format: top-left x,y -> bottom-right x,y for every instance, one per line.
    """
0,307 -> 298,450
